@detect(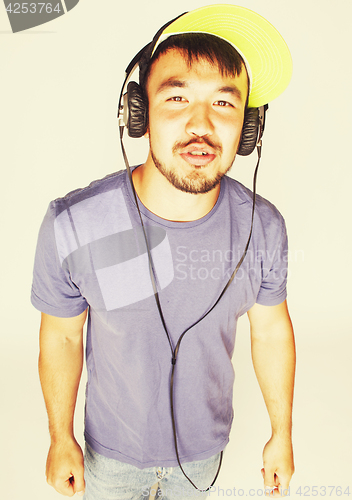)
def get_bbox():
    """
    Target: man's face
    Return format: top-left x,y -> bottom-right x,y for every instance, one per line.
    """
145,48 -> 248,194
